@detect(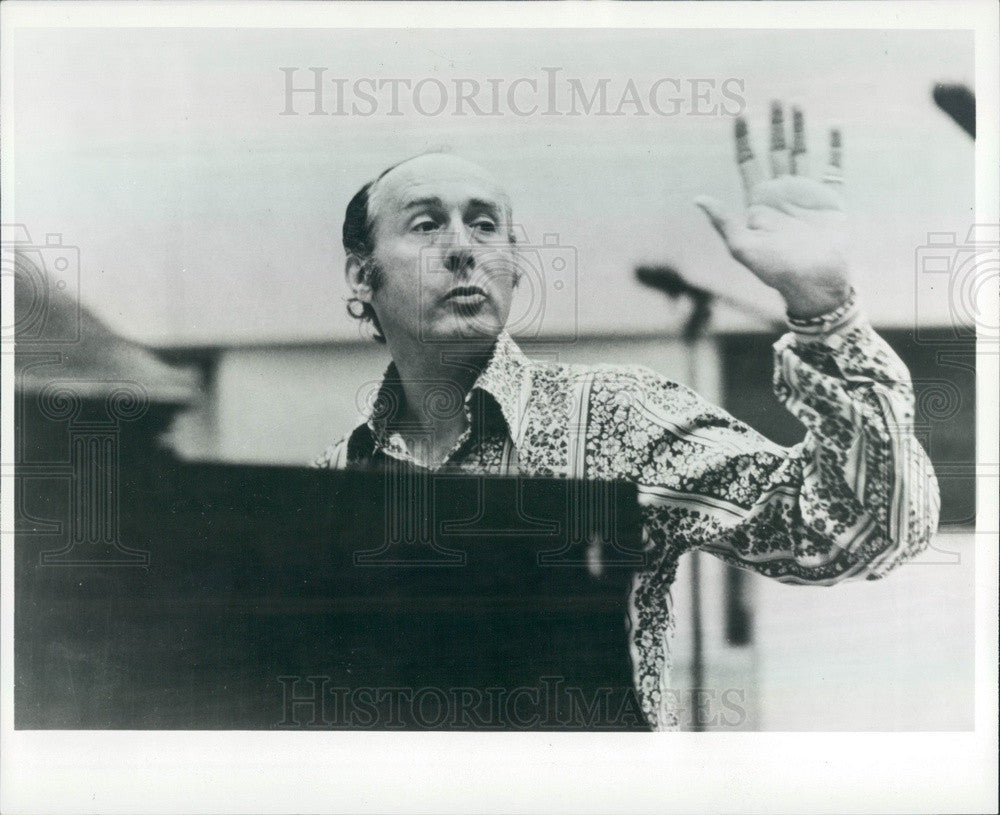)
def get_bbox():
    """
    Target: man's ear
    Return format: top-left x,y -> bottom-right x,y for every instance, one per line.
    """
345,254 -> 373,303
